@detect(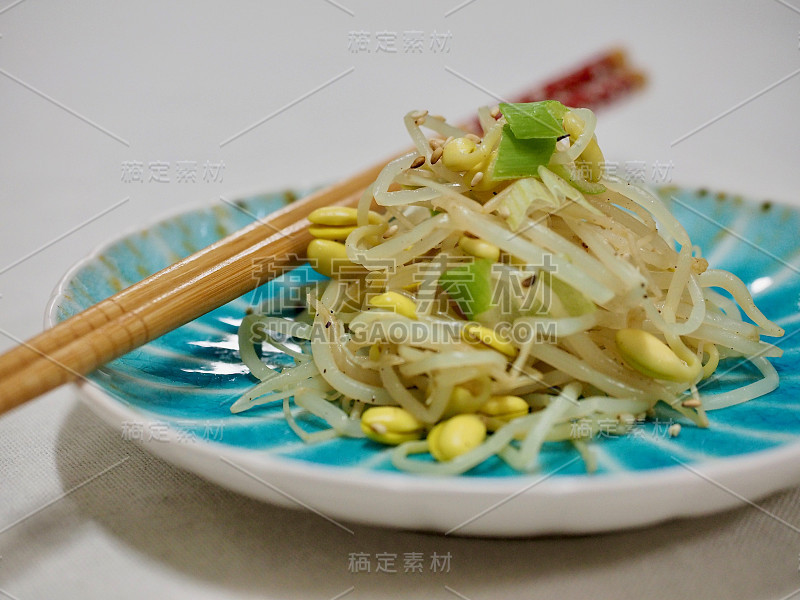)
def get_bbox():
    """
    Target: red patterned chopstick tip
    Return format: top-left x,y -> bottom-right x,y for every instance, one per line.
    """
518,47 -> 646,108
